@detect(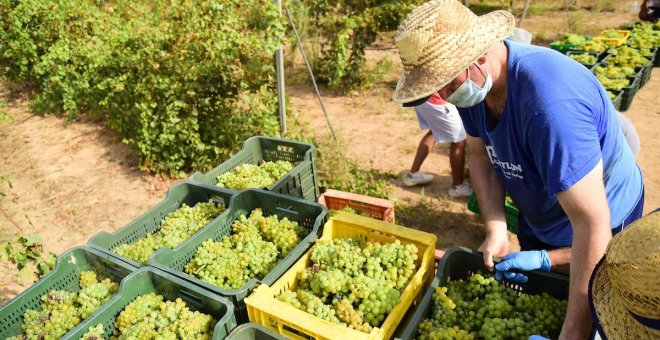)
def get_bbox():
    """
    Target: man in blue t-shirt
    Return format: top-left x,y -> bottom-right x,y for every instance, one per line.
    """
392,1 -> 644,338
